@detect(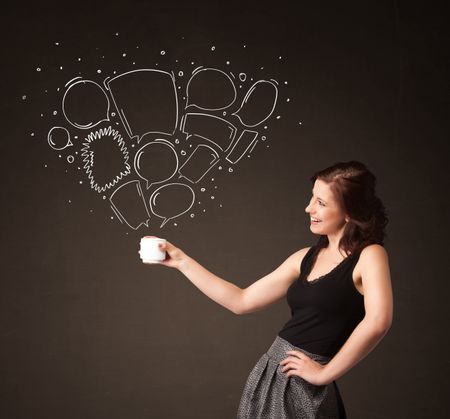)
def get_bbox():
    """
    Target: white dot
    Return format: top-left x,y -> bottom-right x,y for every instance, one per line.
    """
30,132 -> 35,137
78,58 -> 81,61
55,42 -> 59,46
190,214 -> 195,218
286,98 -> 290,102
115,32 -> 119,36
218,166 -> 222,170
276,115 -> 281,119
175,139 -> 180,144
53,110 -> 57,115
178,71 -> 184,76
262,136 -> 266,141
263,126 -> 268,129
160,50 -> 166,55
22,95 -> 26,100
97,69 -> 102,73
284,81 -> 288,84
59,66 -> 63,70
122,53 -> 126,57
36,67 -> 41,72
211,196 -> 215,199
200,188 -> 206,192
68,200 -> 71,203
103,196 -> 106,200
279,56 -> 282,59
181,150 -> 186,156
299,122 -> 302,125
226,61 -> 230,65
44,164 -> 47,168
